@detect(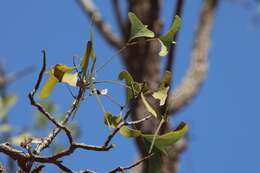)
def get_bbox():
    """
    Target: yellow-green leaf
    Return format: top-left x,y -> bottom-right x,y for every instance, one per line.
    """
152,86 -> 169,106
158,39 -> 168,57
128,12 -> 155,41
142,122 -> 188,151
119,126 -> 142,138
160,15 -> 181,48
81,40 -> 95,78
62,73 -> 78,87
141,92 -> 157,118
39,75 -> 59,99
104,112 -> 122,128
